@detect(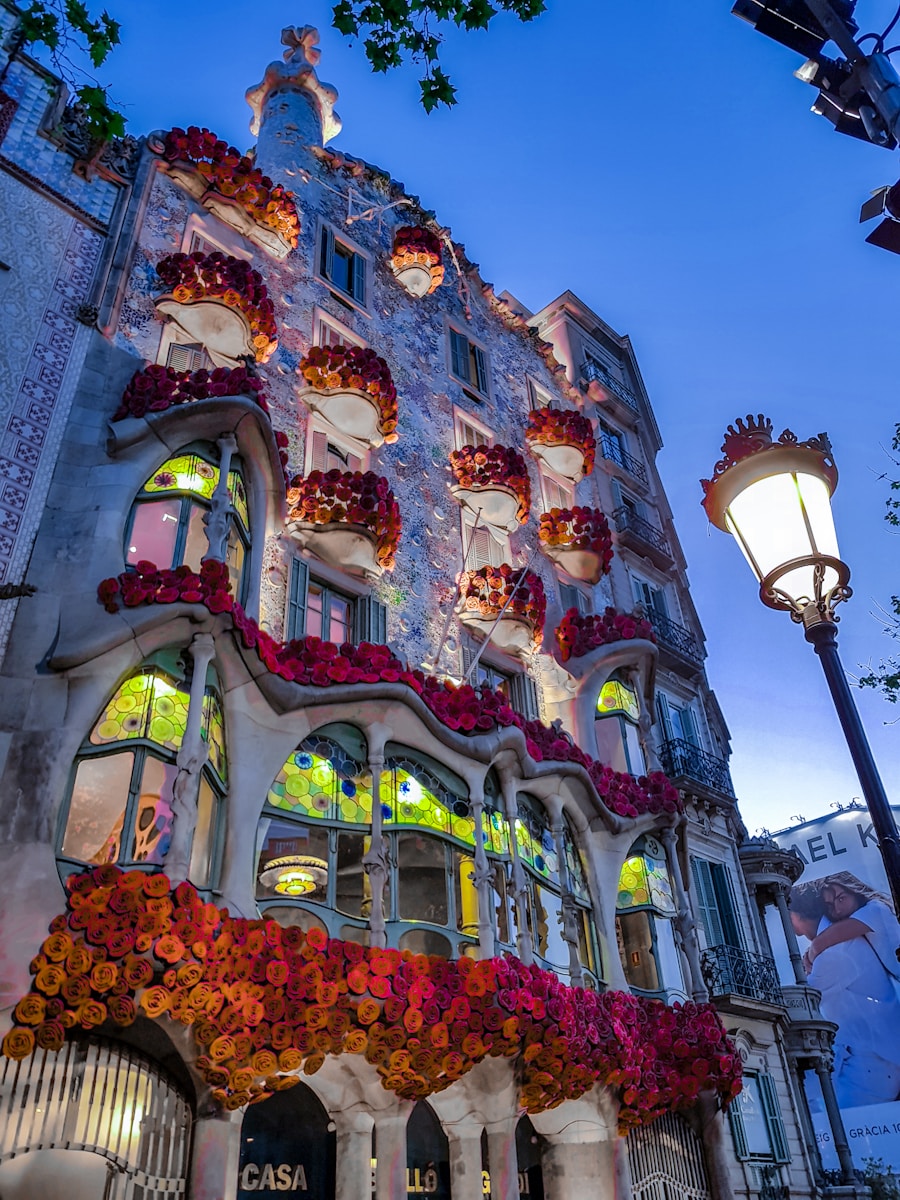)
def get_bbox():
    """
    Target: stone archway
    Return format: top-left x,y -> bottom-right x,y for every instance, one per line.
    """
406,1101 -> 450,1197
238,1081 -> 335,1198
